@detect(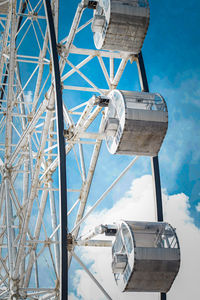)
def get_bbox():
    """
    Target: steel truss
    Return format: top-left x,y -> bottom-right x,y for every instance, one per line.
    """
0,0 -> 166,299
